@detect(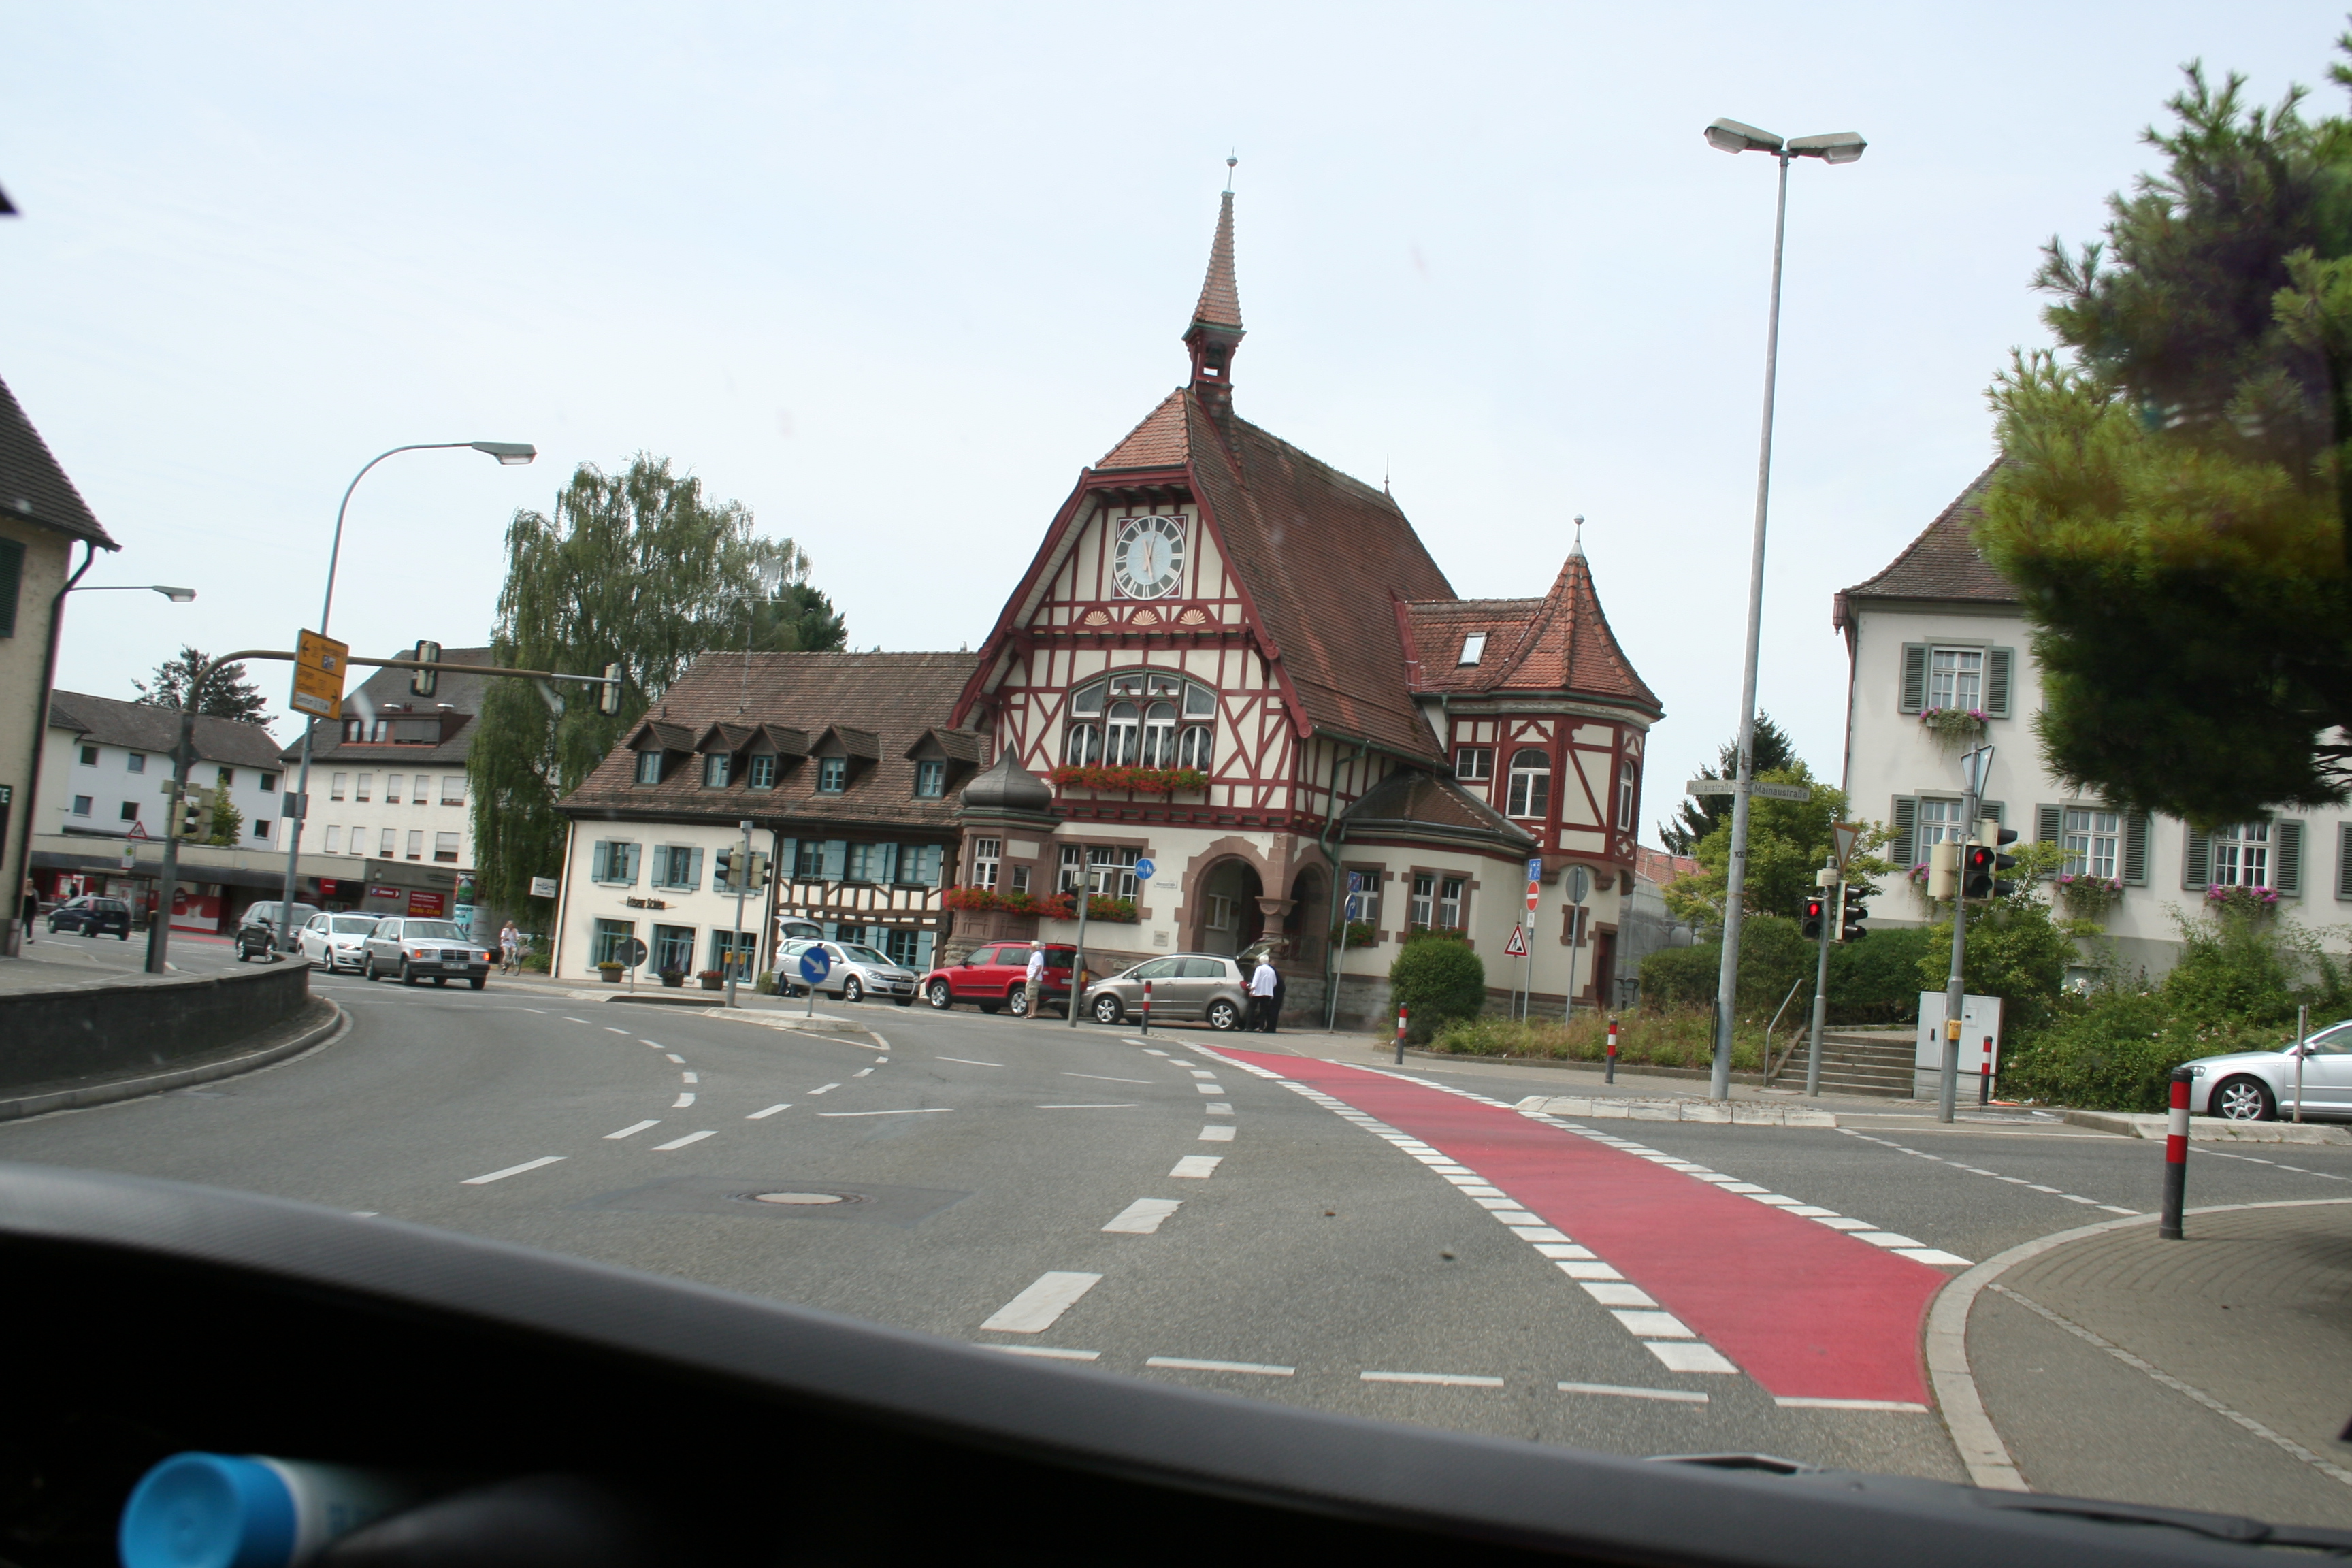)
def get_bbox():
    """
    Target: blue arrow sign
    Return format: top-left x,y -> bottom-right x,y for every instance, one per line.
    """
798,947 -> 832,985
